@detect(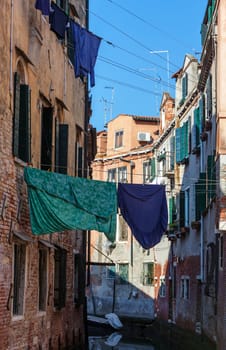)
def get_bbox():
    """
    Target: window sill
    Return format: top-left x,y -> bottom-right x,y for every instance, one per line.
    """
12,315 -> 24,322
